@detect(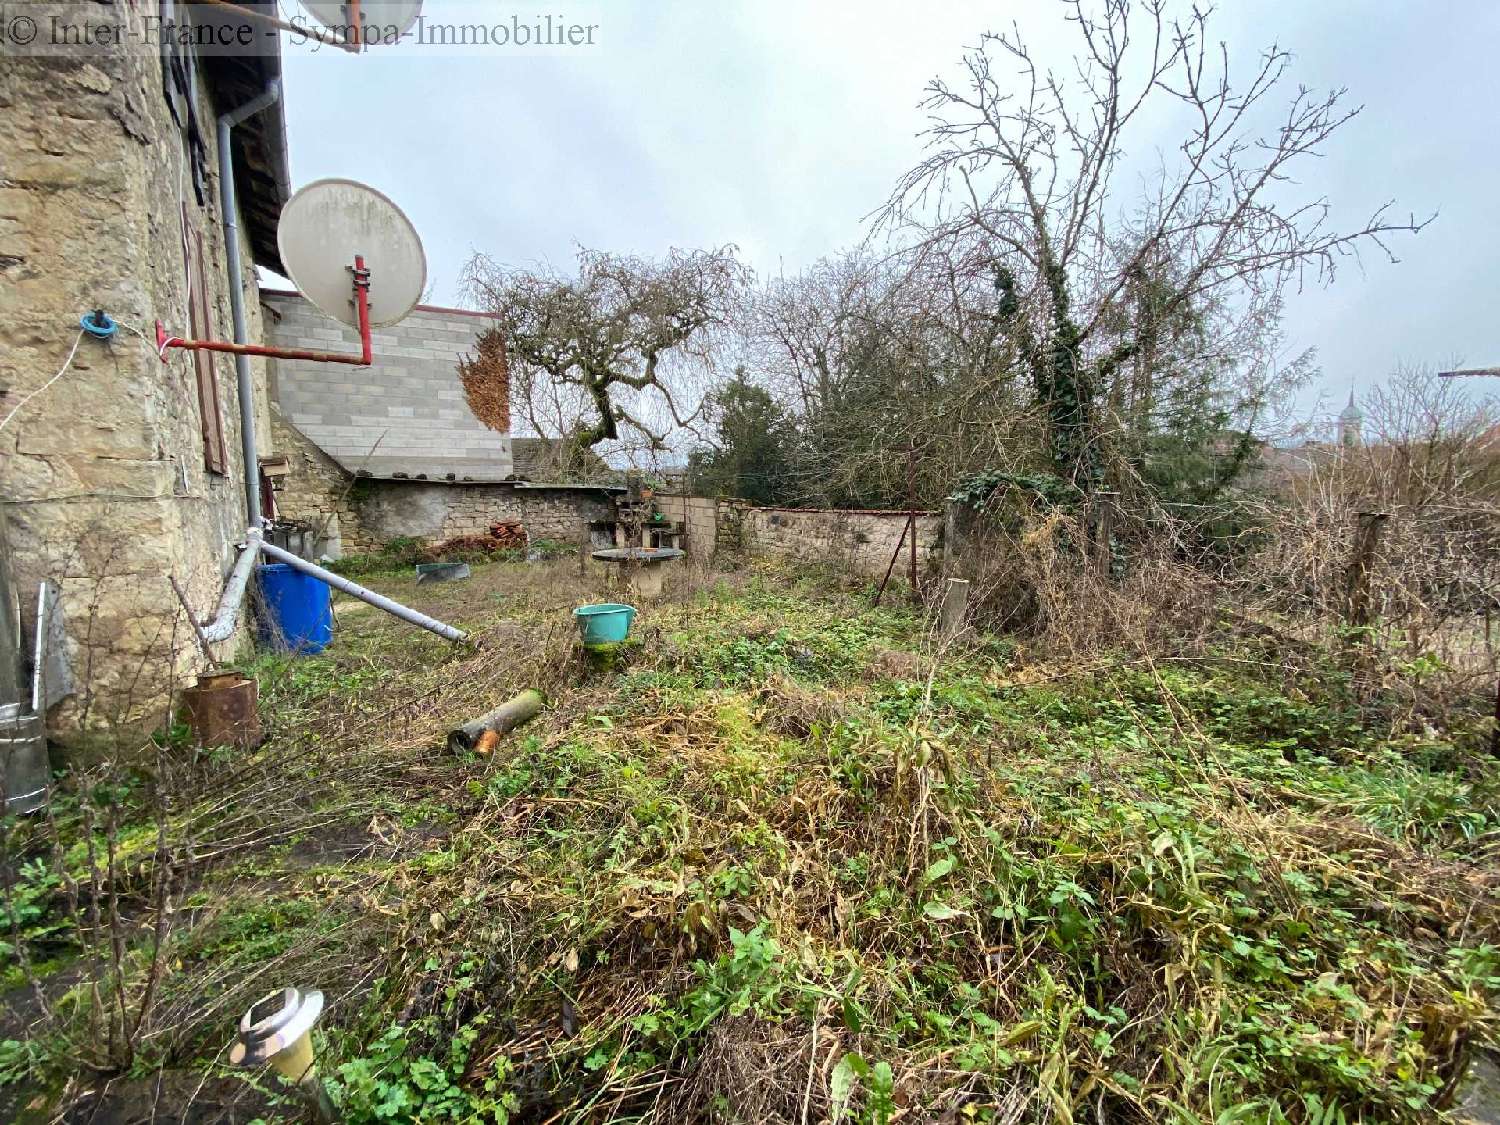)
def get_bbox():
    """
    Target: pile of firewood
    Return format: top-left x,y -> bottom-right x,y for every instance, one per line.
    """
424,521 -> 526,559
